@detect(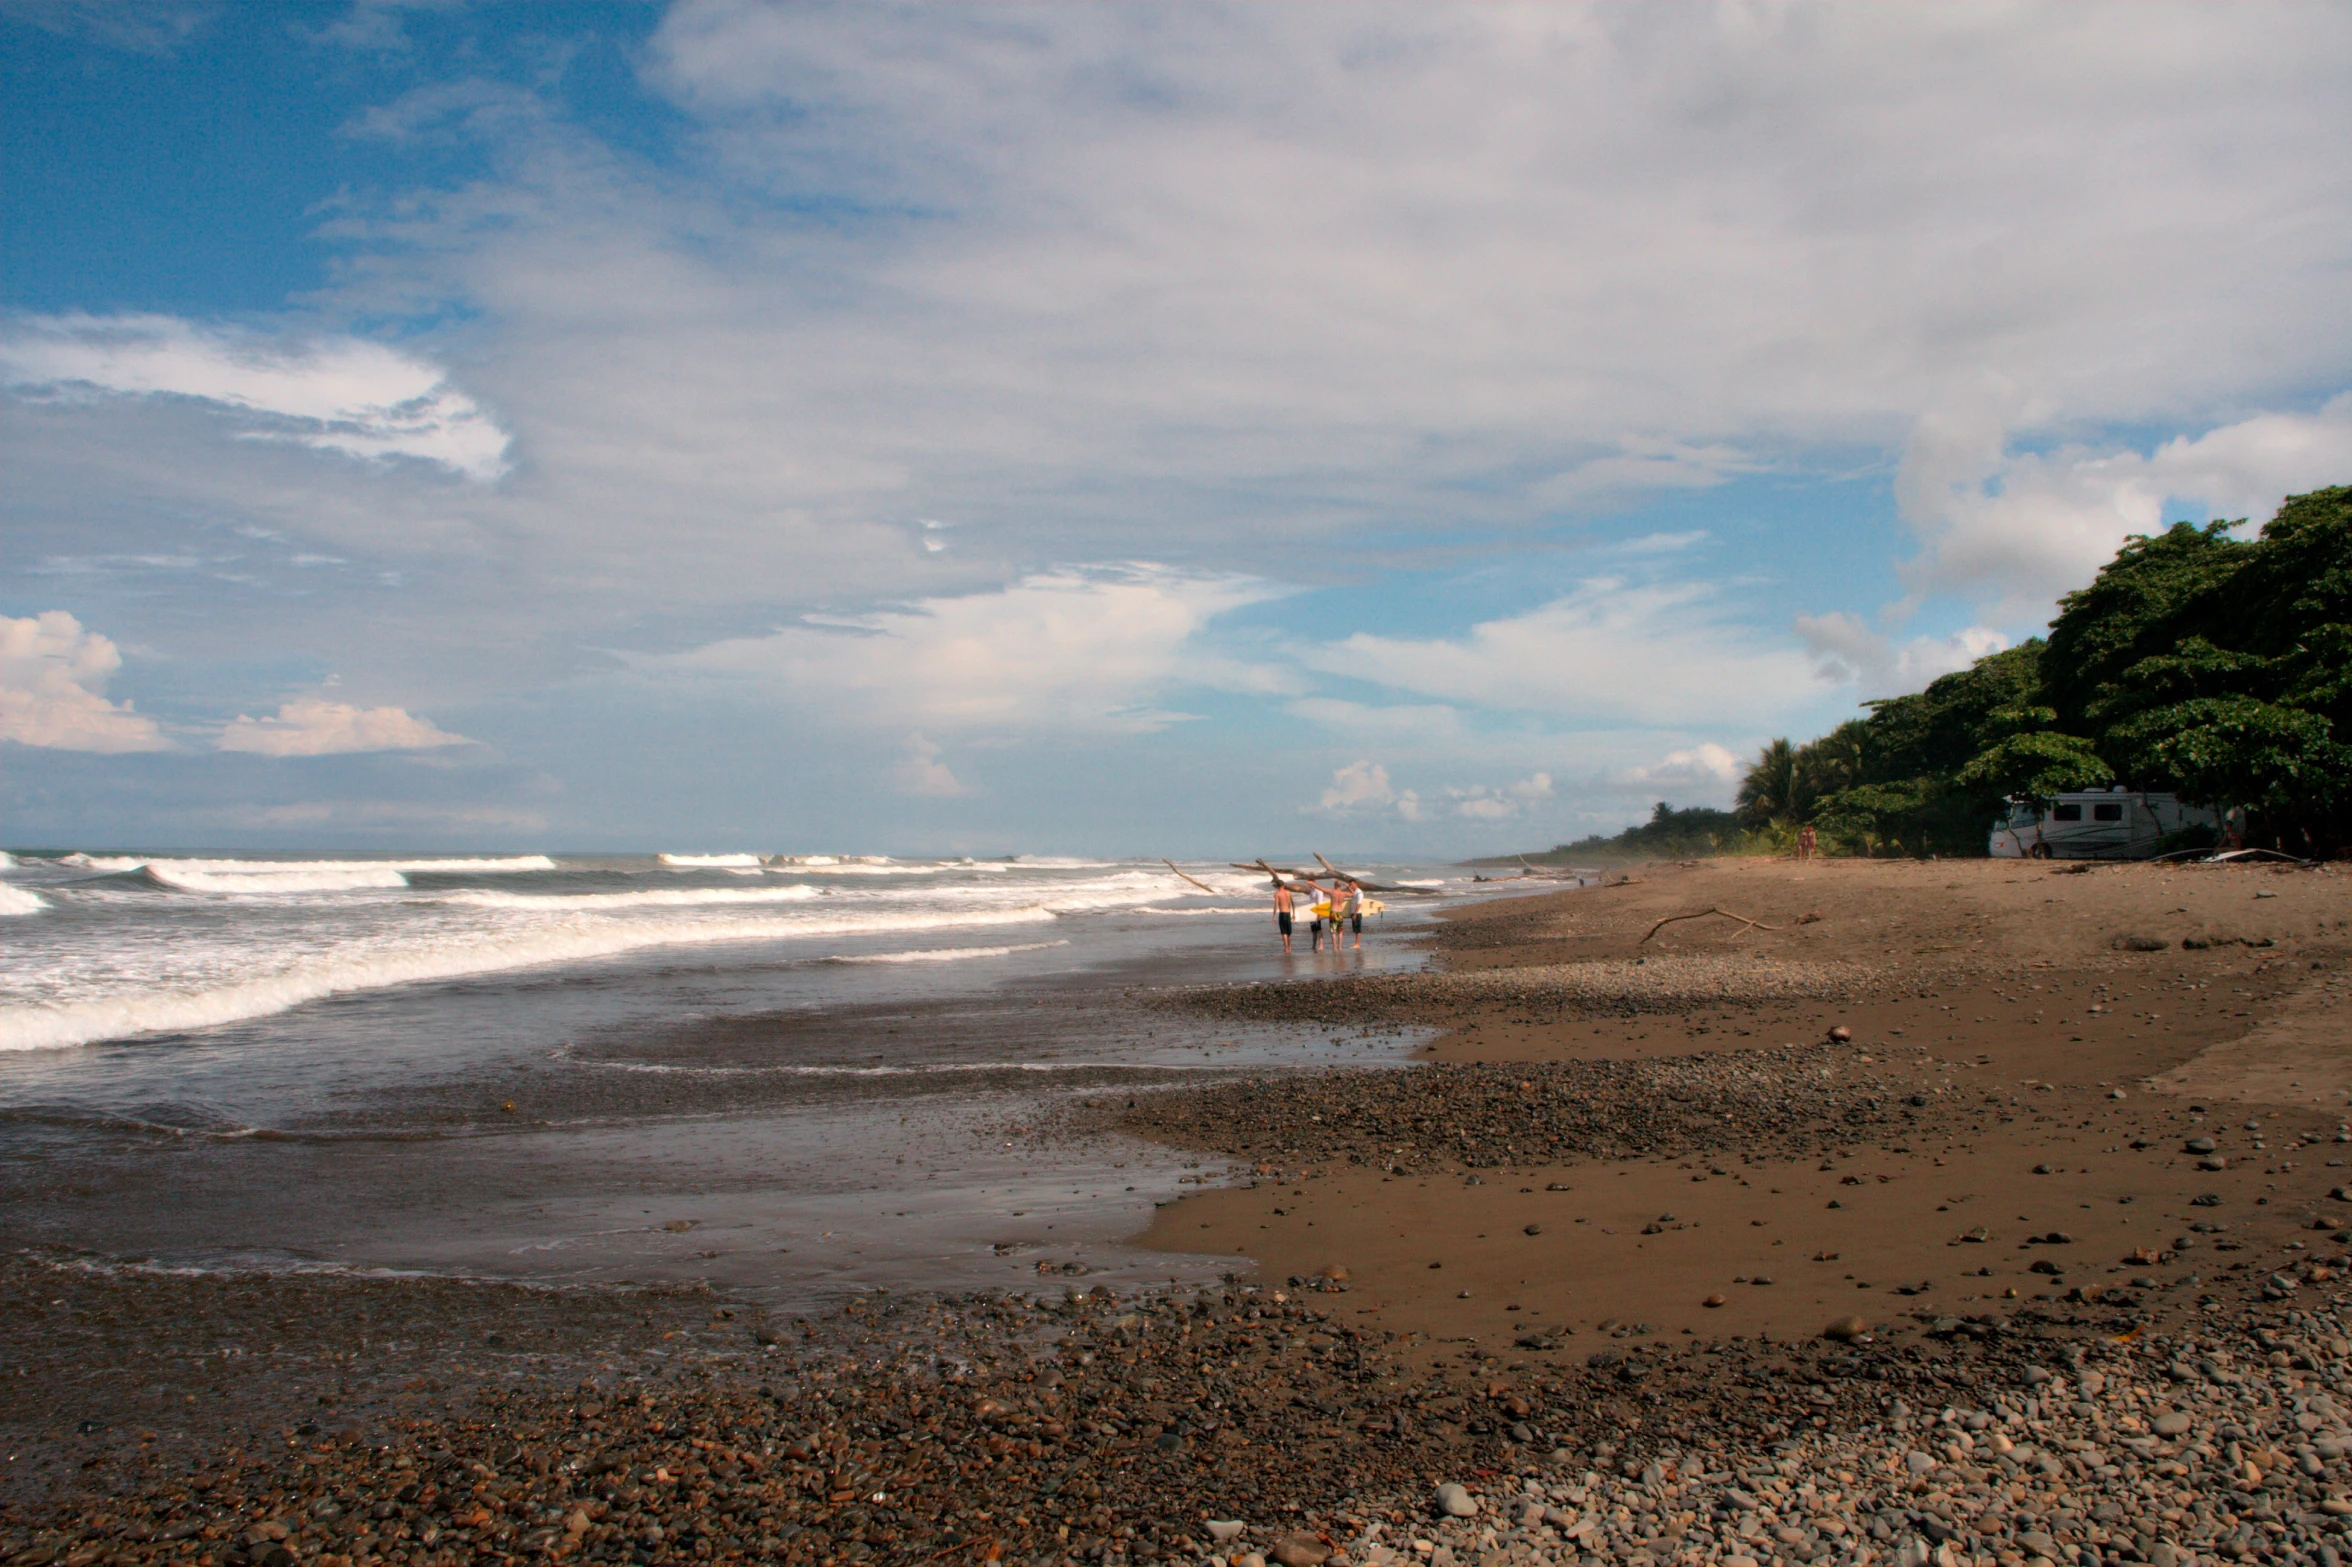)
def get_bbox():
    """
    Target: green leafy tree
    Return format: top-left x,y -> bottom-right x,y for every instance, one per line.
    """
2107,696 -> 2349,819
